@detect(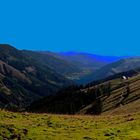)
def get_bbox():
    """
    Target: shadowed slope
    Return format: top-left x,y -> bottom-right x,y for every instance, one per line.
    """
0,44 -> 72,110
